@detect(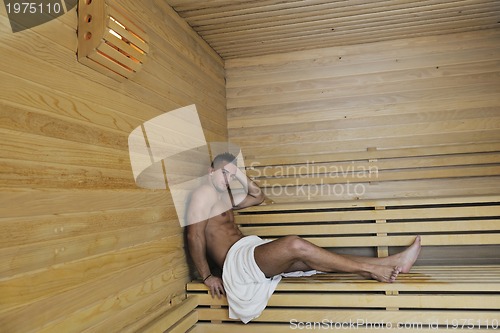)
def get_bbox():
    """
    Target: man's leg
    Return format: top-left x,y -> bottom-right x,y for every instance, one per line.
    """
337,237 -> 421,274
254,235 -> 421,283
